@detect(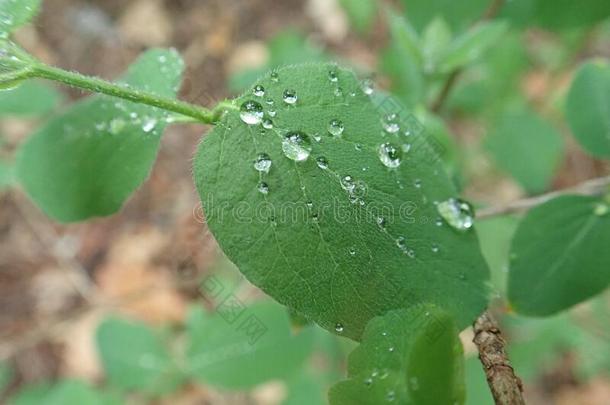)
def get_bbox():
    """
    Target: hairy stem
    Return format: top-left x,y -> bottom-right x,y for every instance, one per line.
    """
477,175 -> 610,219
473,312 -> 526,405
30,63 -> 225,124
